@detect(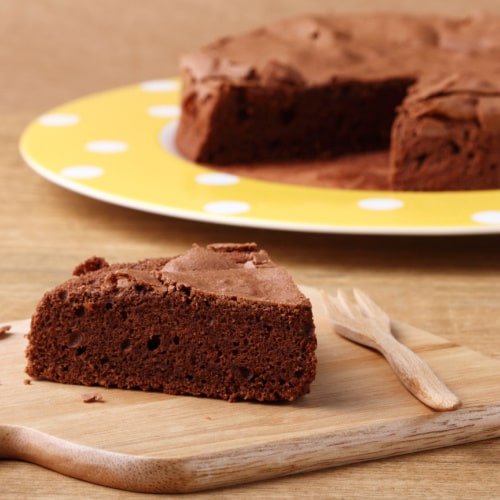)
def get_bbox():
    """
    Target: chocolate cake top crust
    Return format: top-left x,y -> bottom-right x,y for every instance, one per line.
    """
388,70 -> 500,152
160,245 -> 306,304
402,70 -> 500,133
66,243 -> 308,306
69,243 -> 305,305
180,13 -> 500,89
